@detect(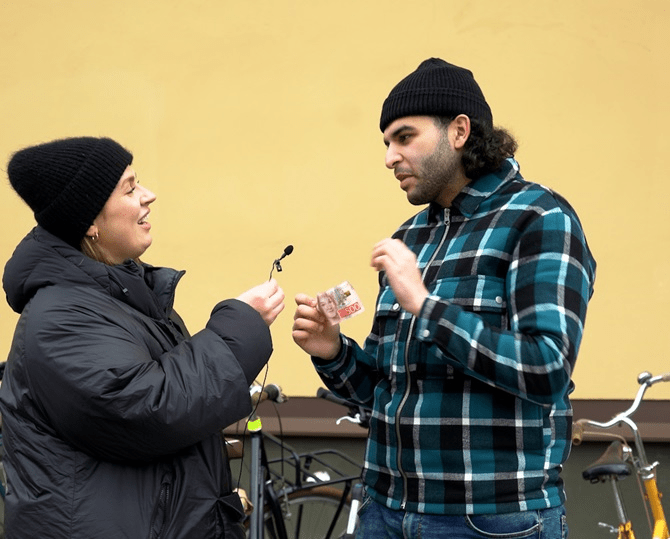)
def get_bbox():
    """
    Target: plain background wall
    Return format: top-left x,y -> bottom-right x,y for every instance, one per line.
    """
0,1 -> 668,399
